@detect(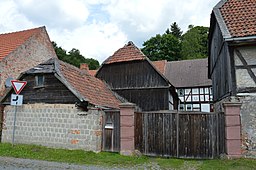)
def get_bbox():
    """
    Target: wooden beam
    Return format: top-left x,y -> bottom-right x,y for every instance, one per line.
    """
235,49 -> 256,84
